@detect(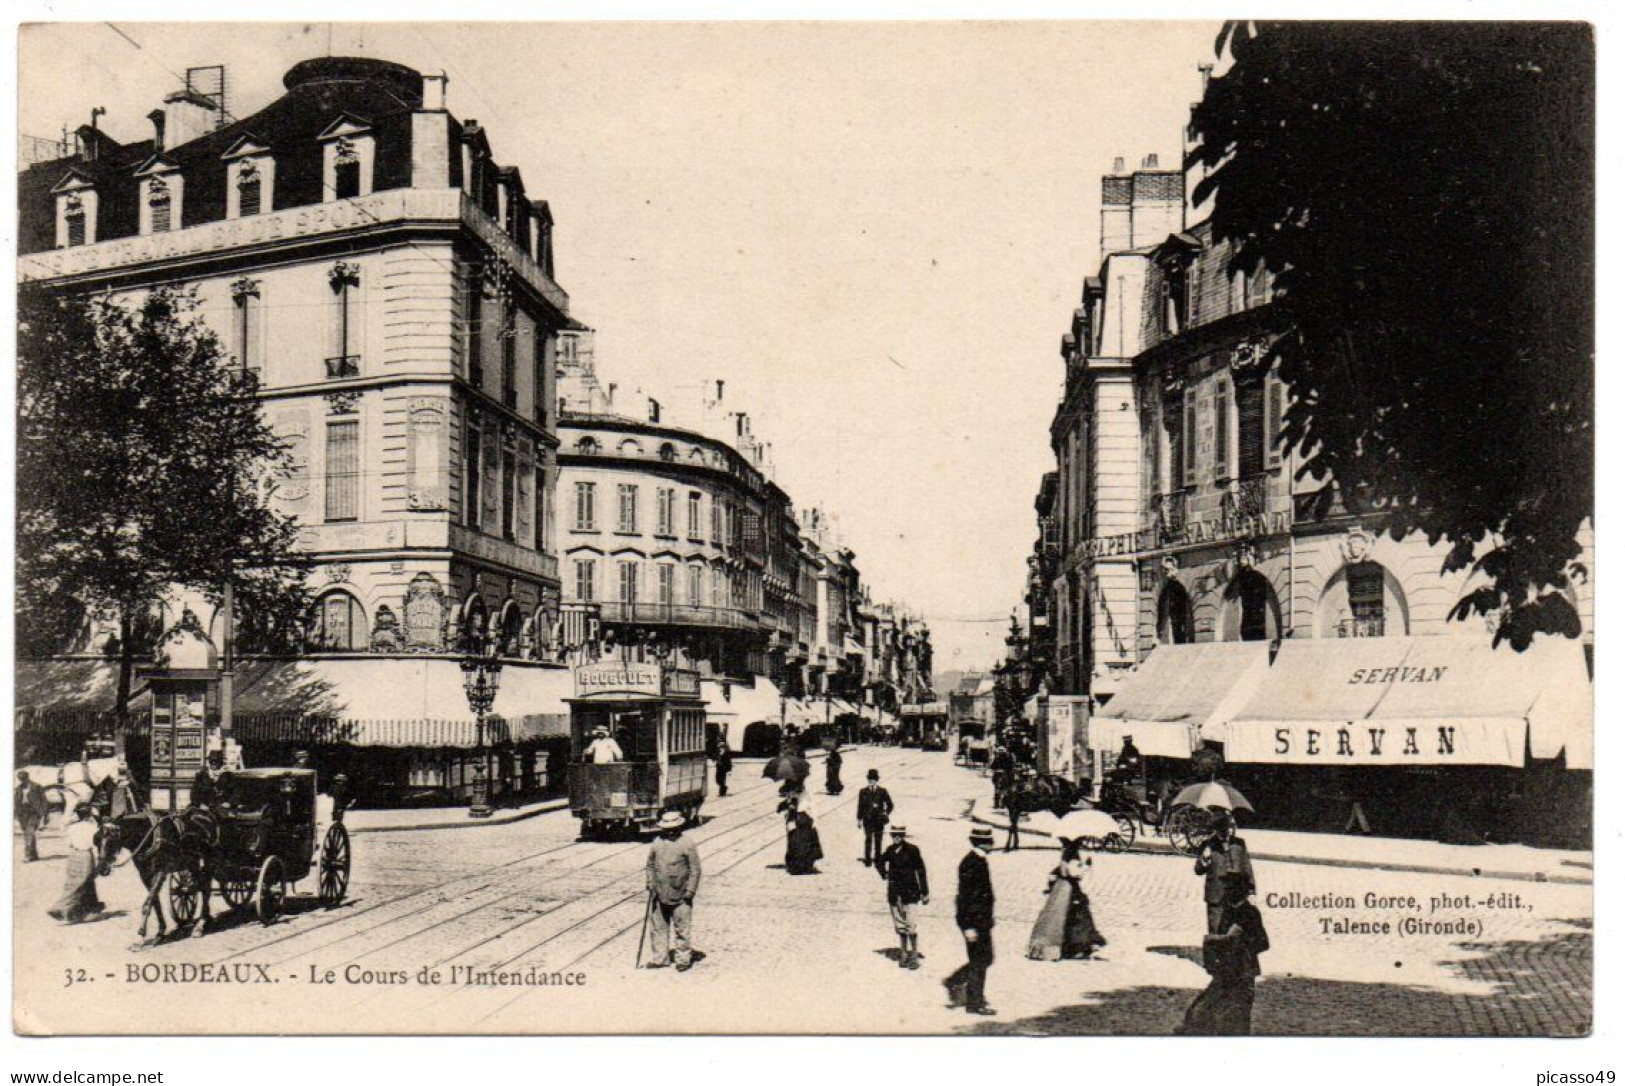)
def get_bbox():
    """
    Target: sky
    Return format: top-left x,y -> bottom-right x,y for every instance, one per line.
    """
18,21 -> 1218,675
